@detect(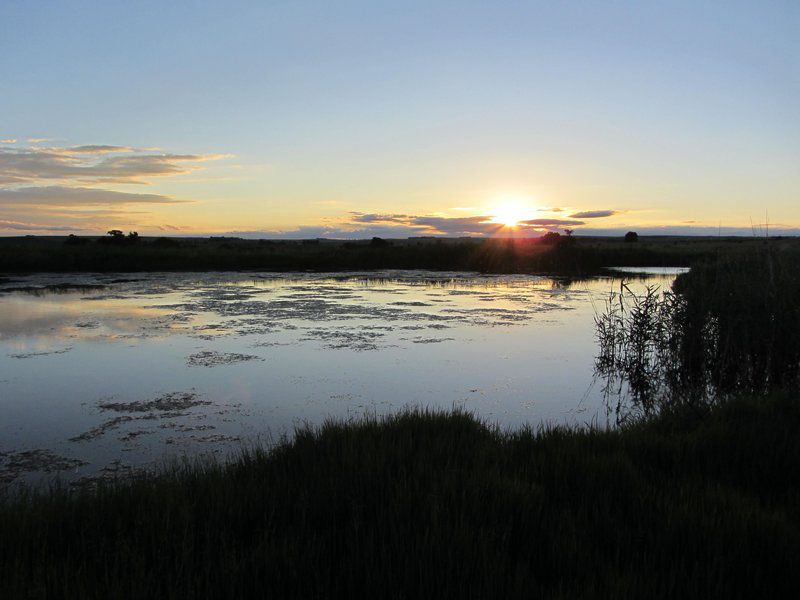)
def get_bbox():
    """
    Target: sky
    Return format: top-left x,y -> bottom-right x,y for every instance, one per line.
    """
1,1 -> 798,237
